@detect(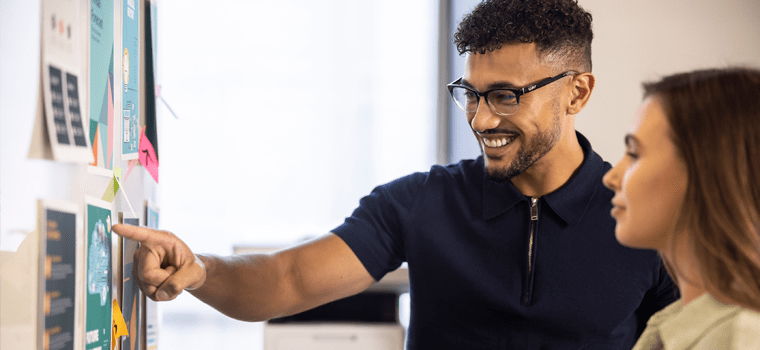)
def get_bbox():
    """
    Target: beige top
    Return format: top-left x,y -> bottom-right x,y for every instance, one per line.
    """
632,293 -> 760,350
